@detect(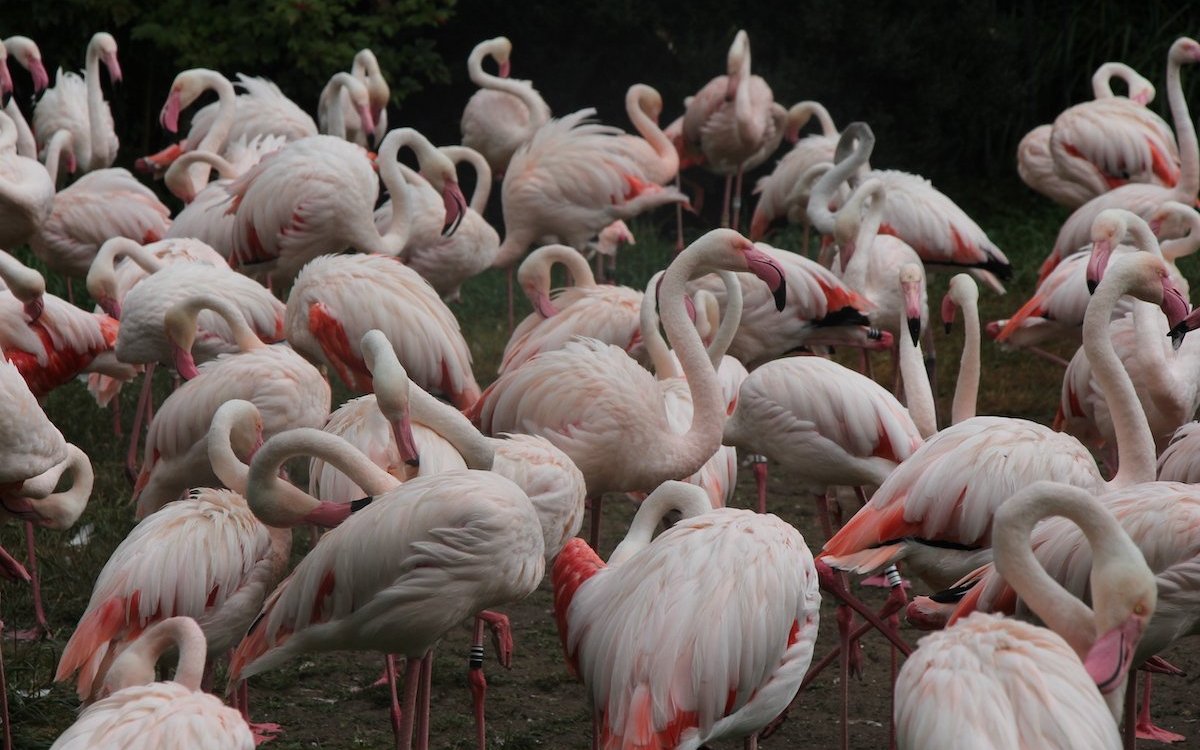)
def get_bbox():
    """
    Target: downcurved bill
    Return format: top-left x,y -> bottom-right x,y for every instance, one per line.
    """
29,58 -> 49,92
161,89 -> 183,133
903,278 -> 923,343
356,104 -> 375,144
743,246 -> 787,311
1085,238 -> 1112,295
172,343 -> 200,380
441,181 -> 468,237
1083,615 -> 1145,694
391,412 -> 421,468
103,52 -> 122,84
940,293 -> 957,335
